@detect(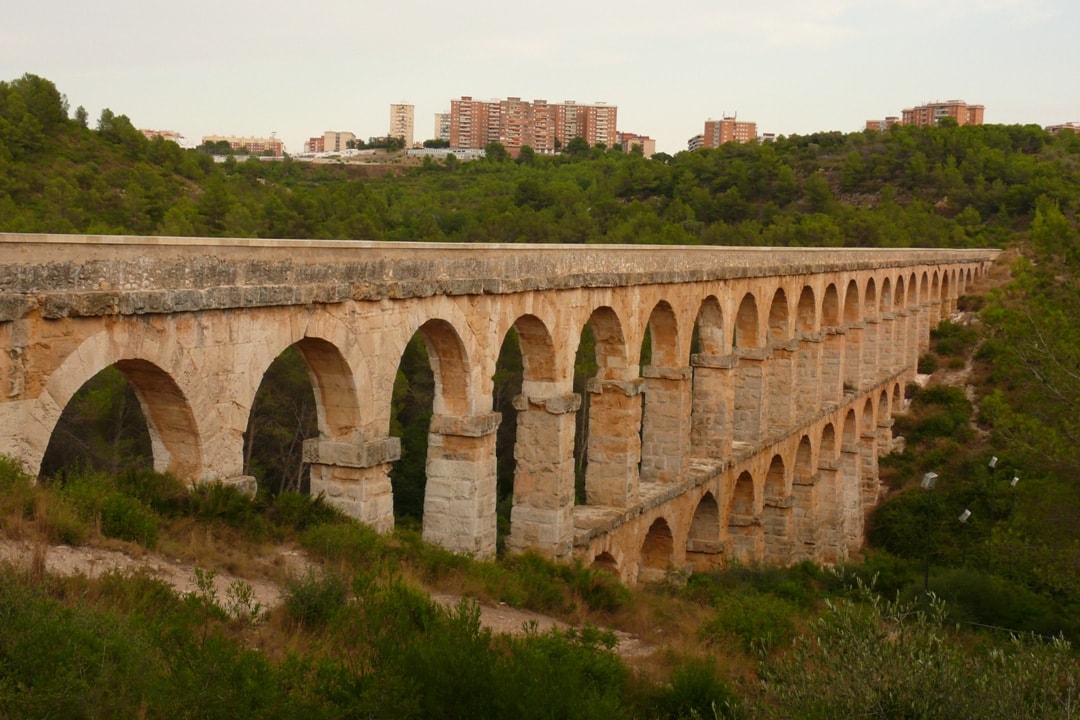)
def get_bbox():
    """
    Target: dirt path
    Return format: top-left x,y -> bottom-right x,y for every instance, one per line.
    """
0,538 -> 653,660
